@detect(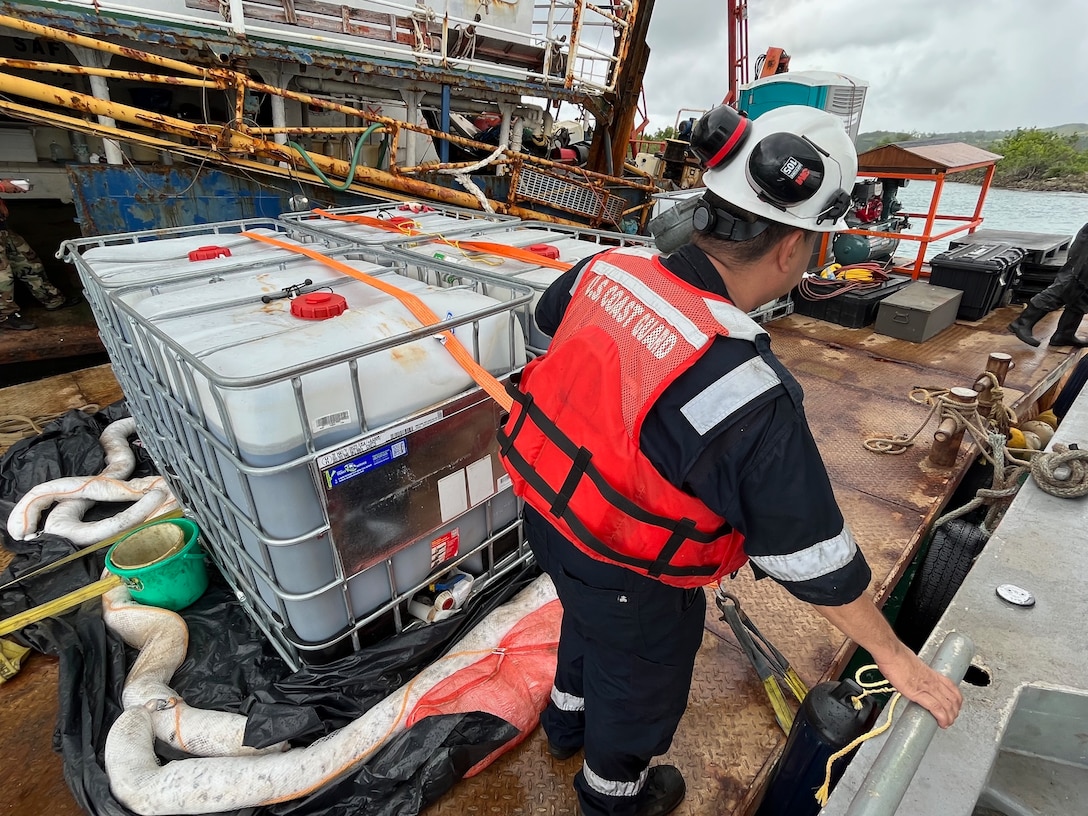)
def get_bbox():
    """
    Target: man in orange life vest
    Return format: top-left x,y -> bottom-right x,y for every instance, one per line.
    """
498,105 -> 963,816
